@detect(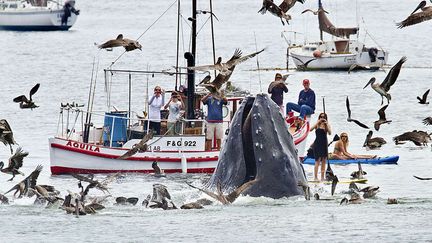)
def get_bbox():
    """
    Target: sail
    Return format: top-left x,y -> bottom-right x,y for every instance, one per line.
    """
318,1 -> 358,38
